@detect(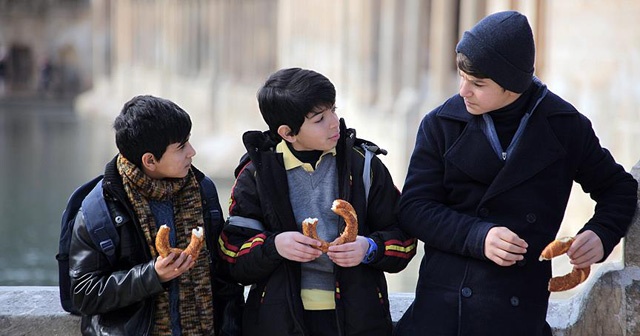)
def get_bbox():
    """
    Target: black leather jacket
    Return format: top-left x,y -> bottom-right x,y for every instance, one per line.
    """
69,156 -> 243,335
